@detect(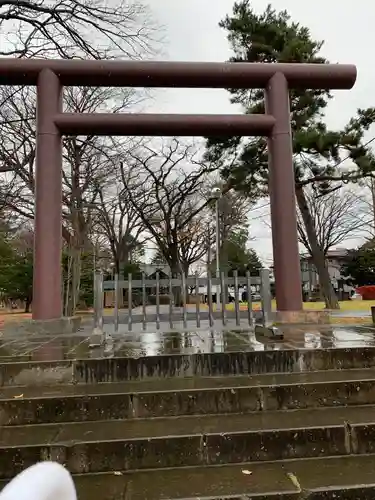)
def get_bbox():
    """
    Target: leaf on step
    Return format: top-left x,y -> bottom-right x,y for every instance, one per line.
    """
286,472 -> 301,492
241,469 -> 252,475
113,471 -> 123,476
13,394 -> 23,399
